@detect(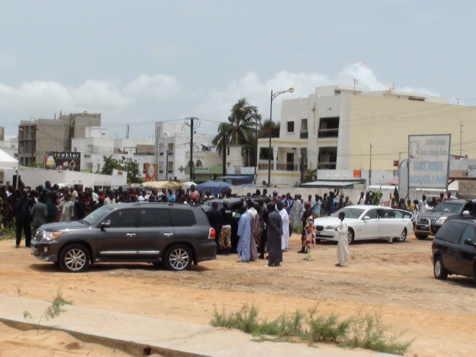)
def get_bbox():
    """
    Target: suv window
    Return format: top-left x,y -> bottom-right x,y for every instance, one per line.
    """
460,224 -> 476,244
139,208 -> 171,227
436,221 -> 465,243
171,209 -> 196,227
107,209 -> 137,228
